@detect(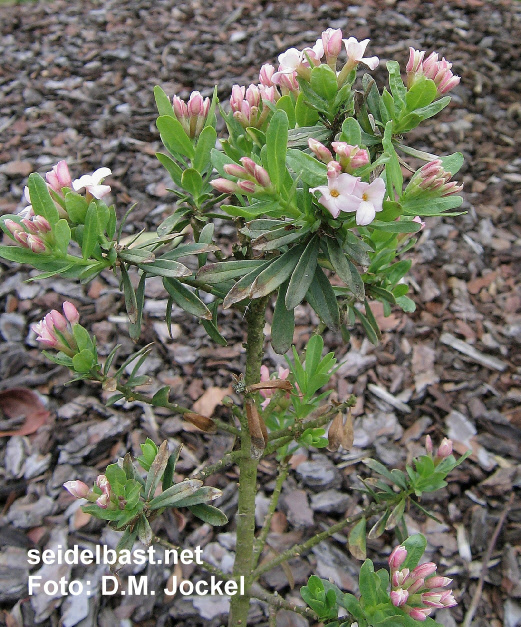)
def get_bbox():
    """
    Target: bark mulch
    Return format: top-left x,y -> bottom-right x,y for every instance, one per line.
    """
0,0 -> 520,625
